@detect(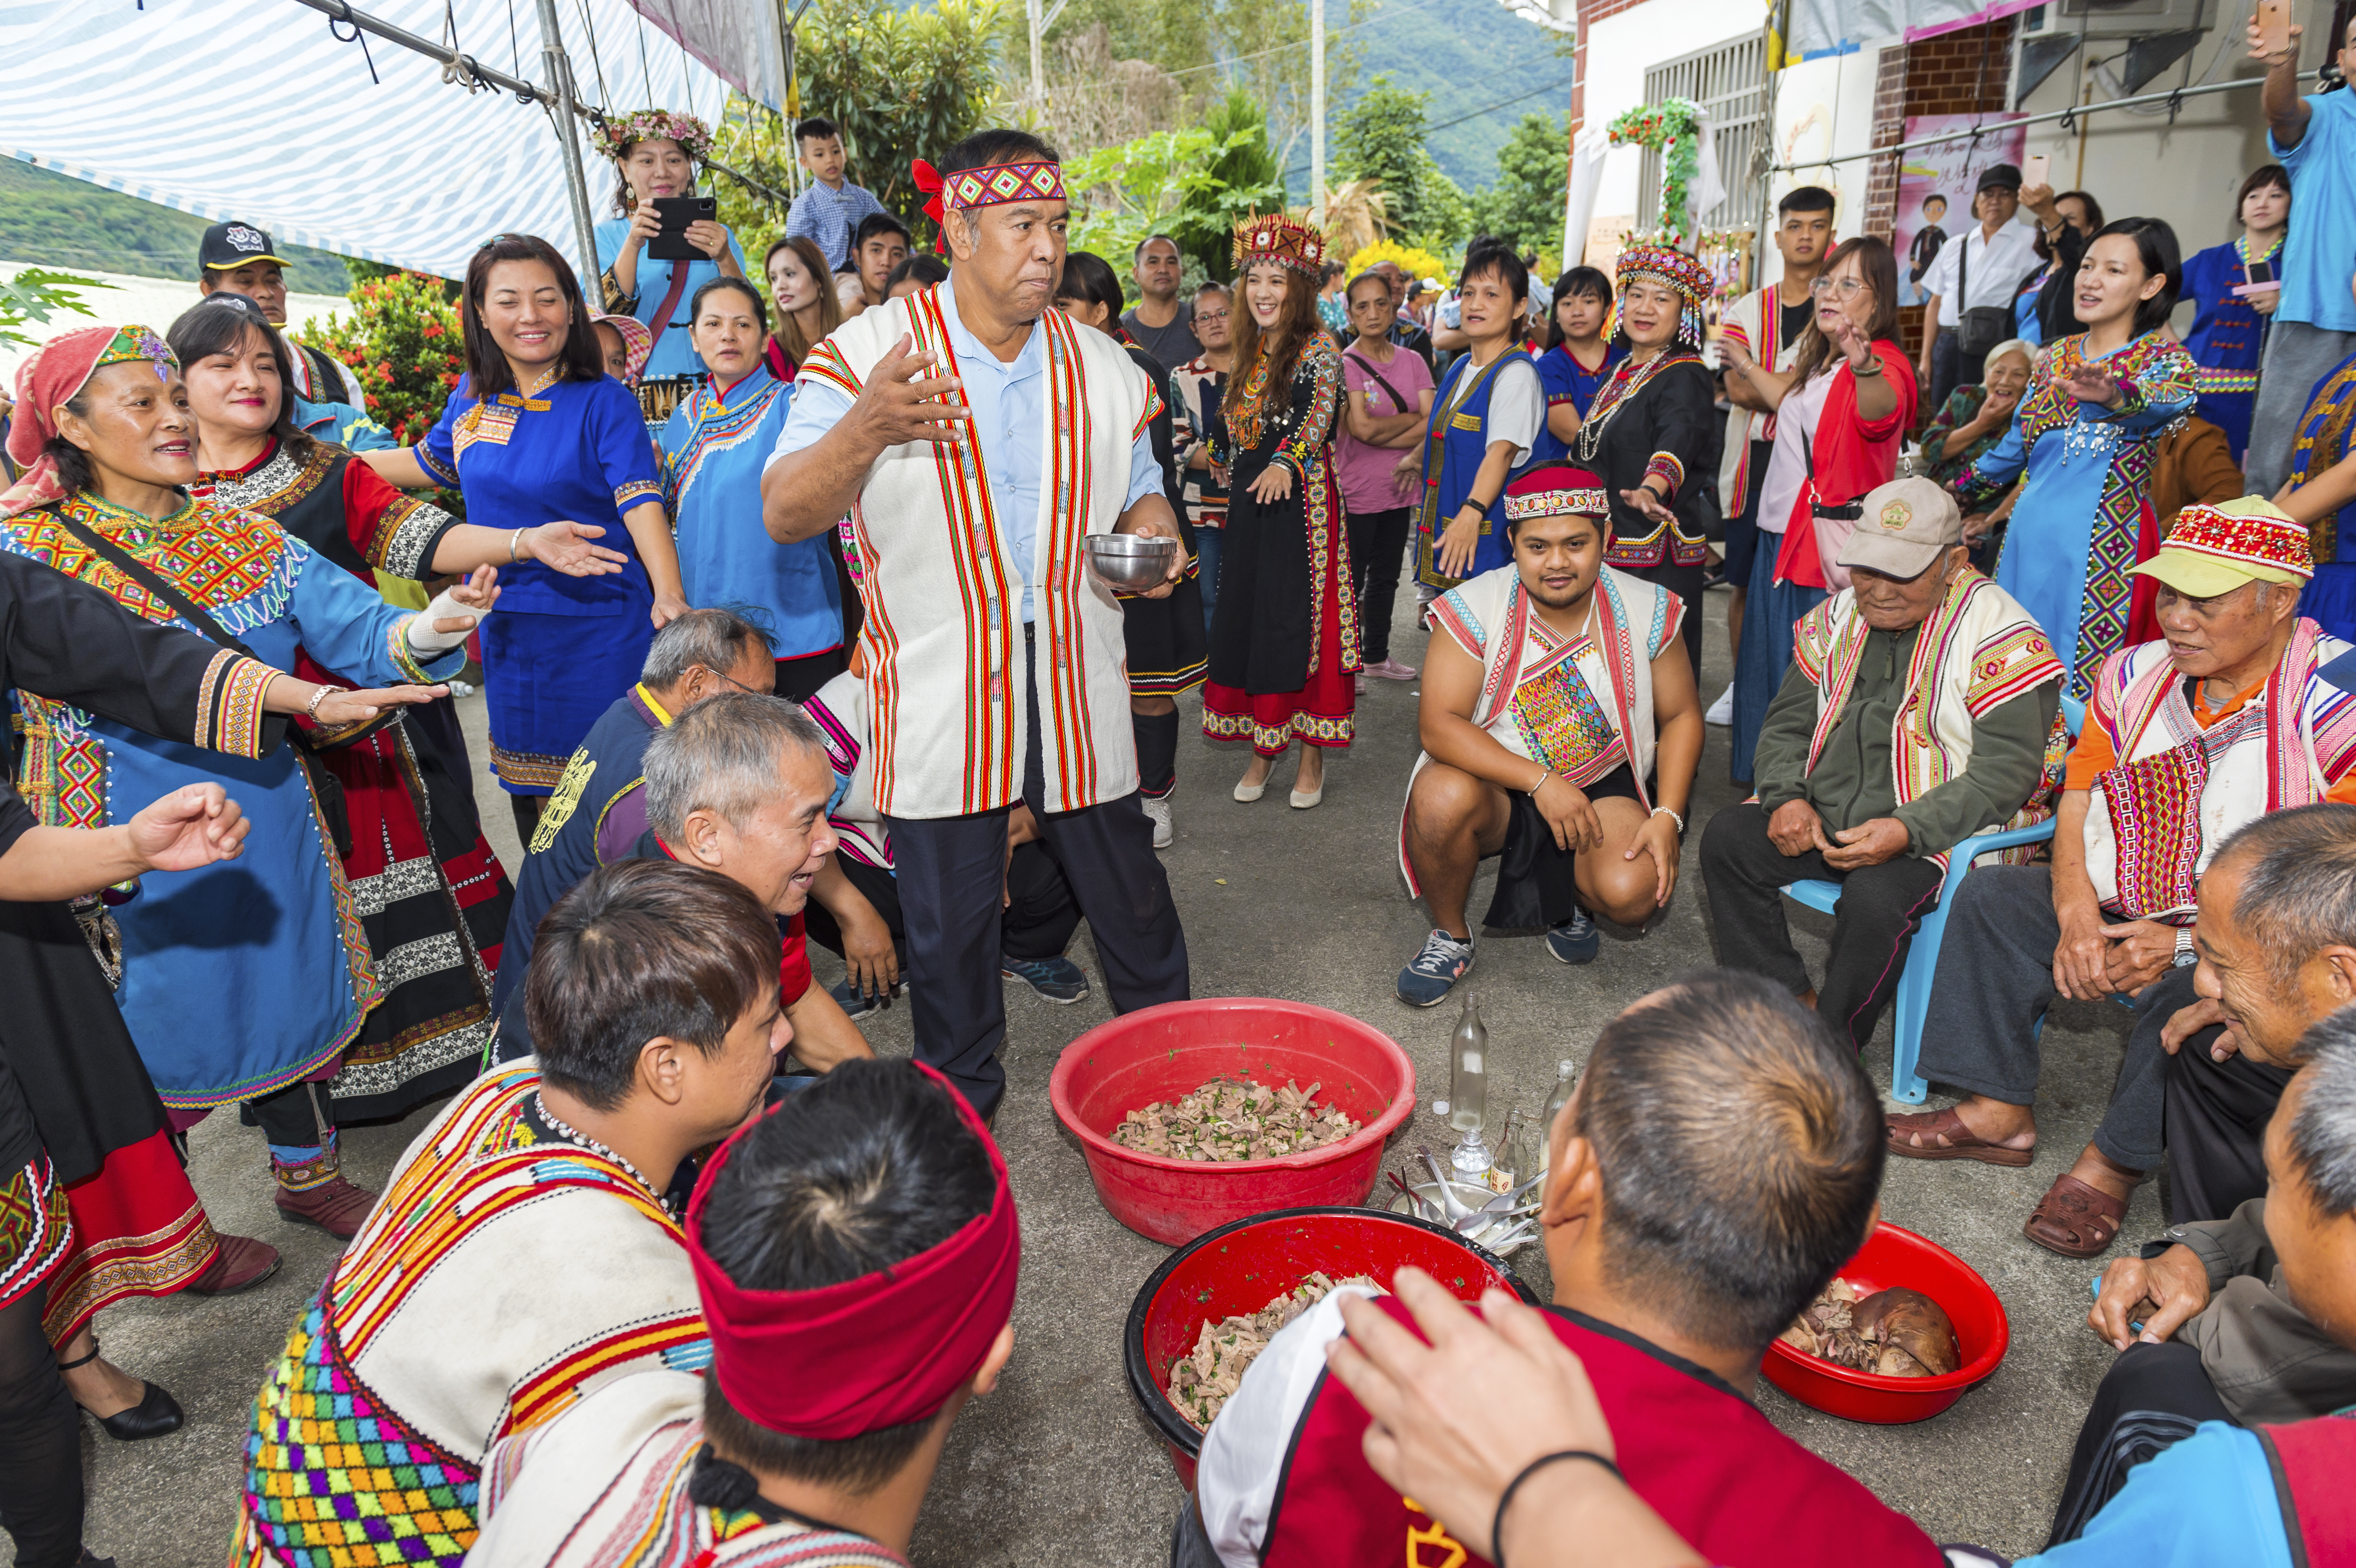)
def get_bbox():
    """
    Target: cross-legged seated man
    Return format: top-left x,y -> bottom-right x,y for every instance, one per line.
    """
1178,970 -> 1942,1568
466,1057 -> 1019,1567
1888,501 -> 2356,1257
1702,476 -> 2062,1053
237,859 -> 791,1565
1396,464 -> 1701,1006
